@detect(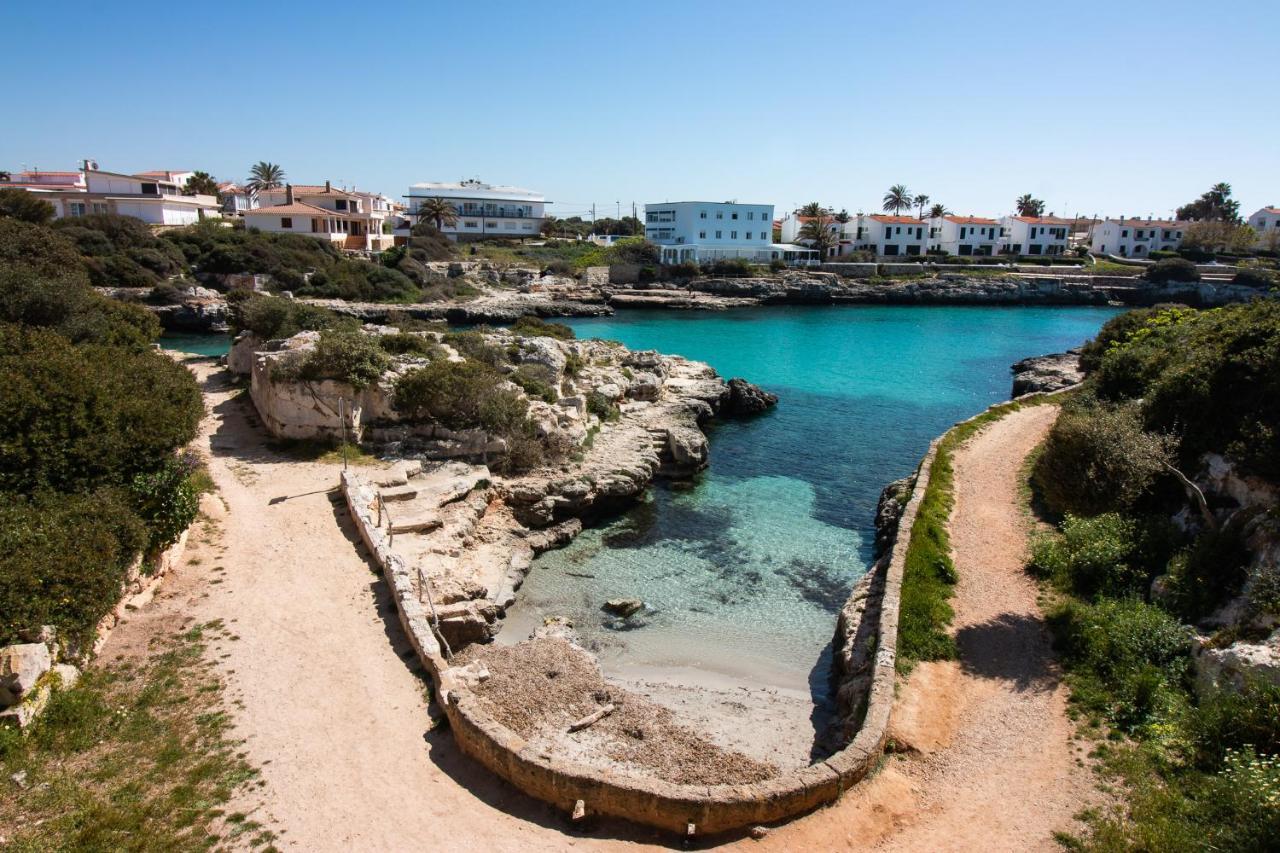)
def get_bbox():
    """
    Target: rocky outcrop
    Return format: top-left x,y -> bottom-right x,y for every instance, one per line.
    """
873,475 -> 916,560
1010,349 -> 1084,397
1194,629 -> 1280,693
724,377 -> 779,415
